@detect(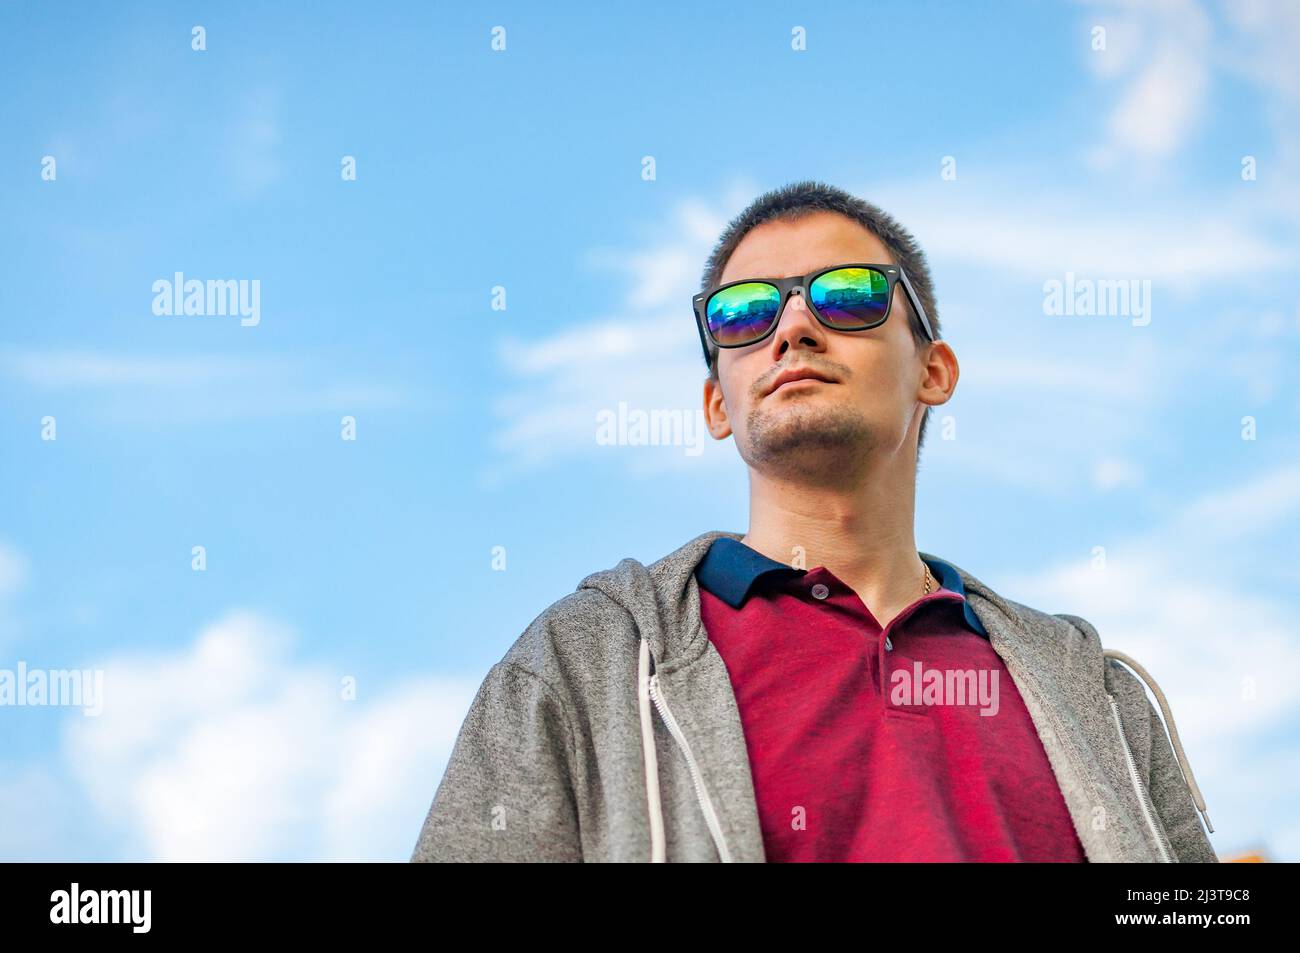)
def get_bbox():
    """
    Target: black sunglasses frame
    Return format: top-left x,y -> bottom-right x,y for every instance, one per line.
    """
692,262 -> 937,365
